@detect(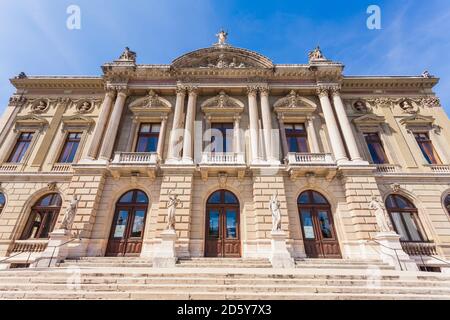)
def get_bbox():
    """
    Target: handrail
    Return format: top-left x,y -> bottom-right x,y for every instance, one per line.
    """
0,231 -> 81,267
367,239 -> 450,269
